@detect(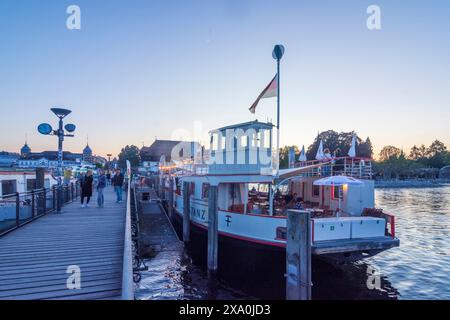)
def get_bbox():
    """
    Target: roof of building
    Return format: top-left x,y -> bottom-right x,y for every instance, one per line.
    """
20,151 -> 83,162
20,143 -> 31,154
140,140 -> 183,162
212,120 -> 274,133
83,144 -> 92,154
